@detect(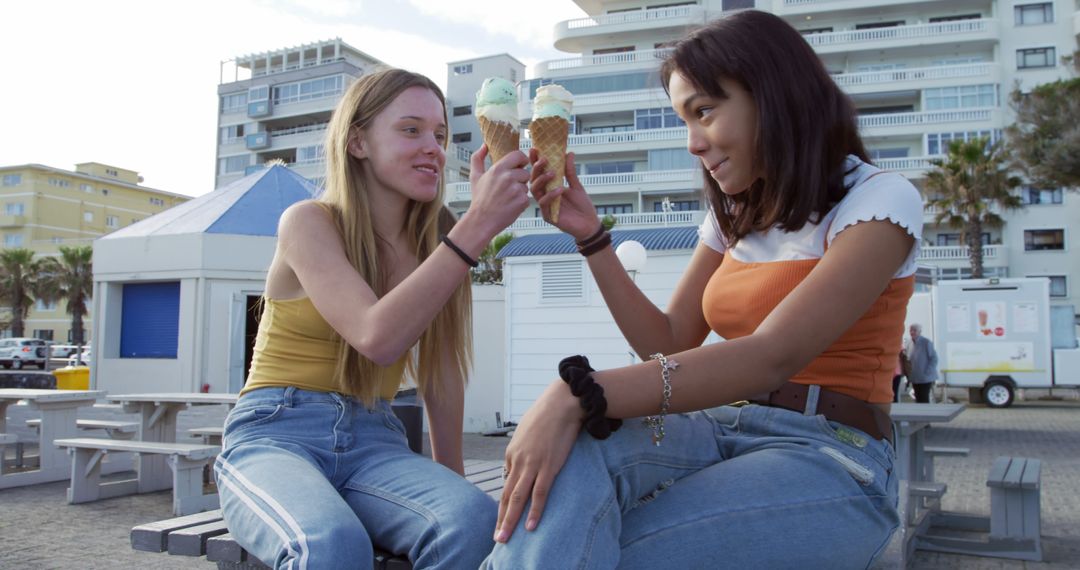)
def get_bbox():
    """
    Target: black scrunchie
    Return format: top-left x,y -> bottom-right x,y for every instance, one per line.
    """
558,355 -> 623,439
